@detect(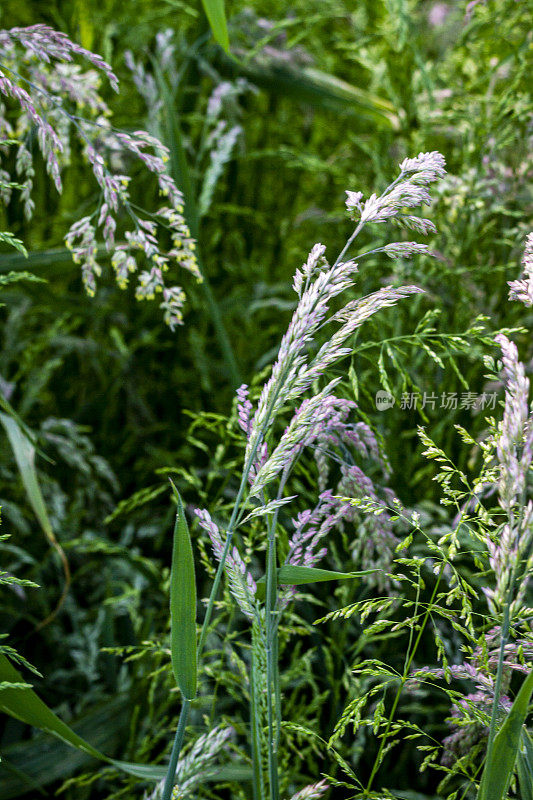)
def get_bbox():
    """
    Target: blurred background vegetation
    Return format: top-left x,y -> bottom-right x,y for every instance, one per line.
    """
0,0 -> 531,797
